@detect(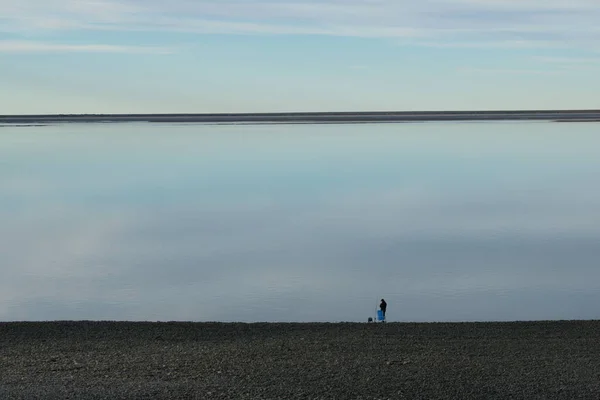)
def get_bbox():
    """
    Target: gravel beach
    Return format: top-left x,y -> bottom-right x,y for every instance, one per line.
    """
2,320 -> 600,399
